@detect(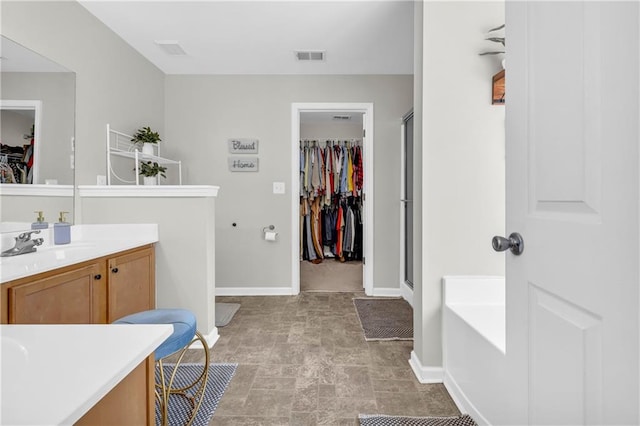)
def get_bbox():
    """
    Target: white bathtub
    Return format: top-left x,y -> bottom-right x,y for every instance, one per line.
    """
442,276 -> 509,426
